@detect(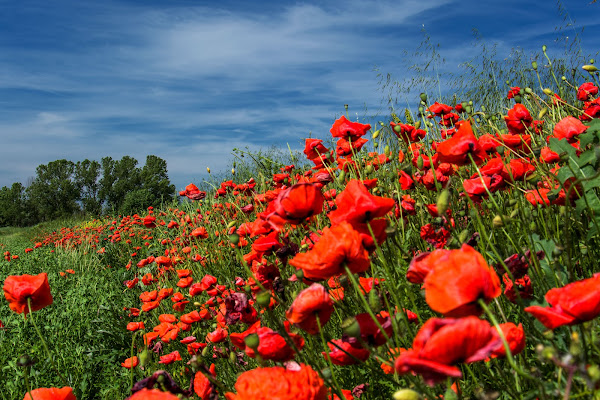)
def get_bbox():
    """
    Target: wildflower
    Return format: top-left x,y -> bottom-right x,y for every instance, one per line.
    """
525,274 -> 600,329
423,244 -> 501,317
22,387 -> 77,400
395,317 -> 501,385
3,273 -> 53,315
225,364 -> 327,400
286,283 -> 334,334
